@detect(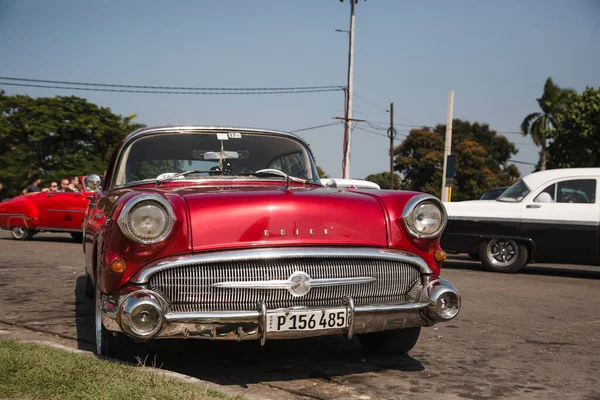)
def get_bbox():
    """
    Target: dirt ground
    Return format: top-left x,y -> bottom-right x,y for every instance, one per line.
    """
0,231 -> 599,400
